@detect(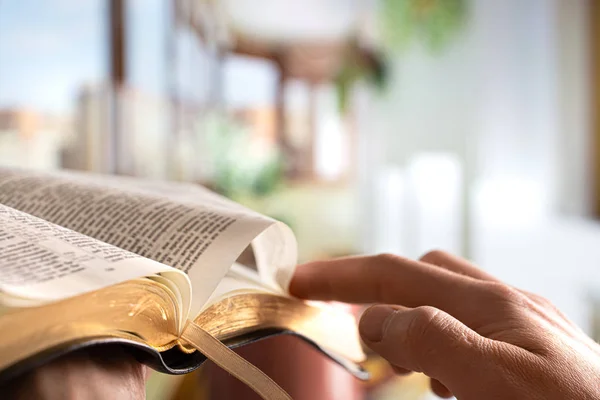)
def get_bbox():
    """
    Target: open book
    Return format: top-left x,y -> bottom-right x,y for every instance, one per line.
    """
0,168 -> 366,398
